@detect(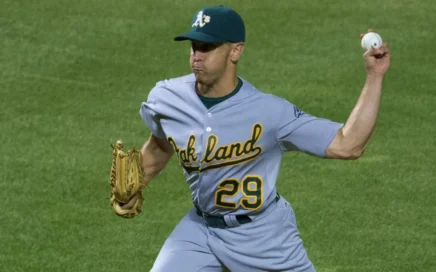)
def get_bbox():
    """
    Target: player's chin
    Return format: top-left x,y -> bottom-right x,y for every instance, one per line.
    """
193,70 -> 207,84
